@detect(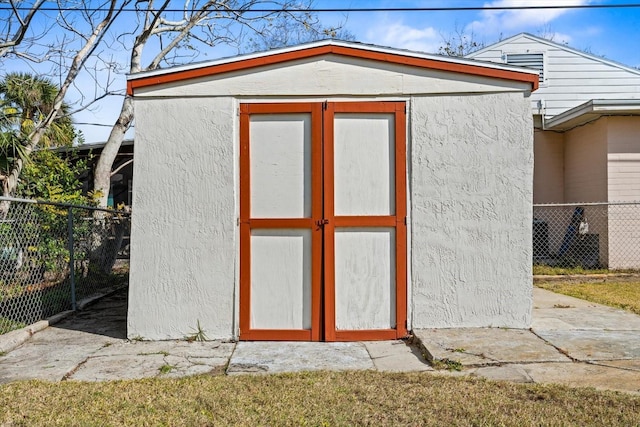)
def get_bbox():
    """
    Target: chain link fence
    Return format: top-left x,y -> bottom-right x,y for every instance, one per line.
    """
533,202 -> 640,270
0,196 -> 130,335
